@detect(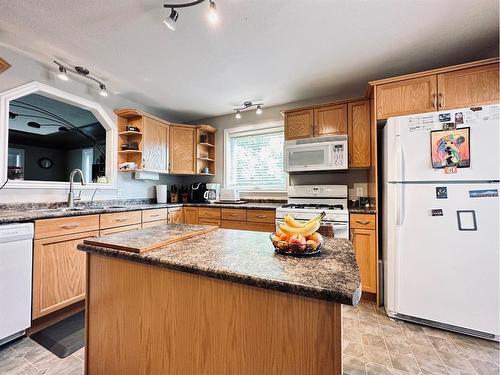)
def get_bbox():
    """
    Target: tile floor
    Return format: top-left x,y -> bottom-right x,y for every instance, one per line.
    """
0,301 -> 498,374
